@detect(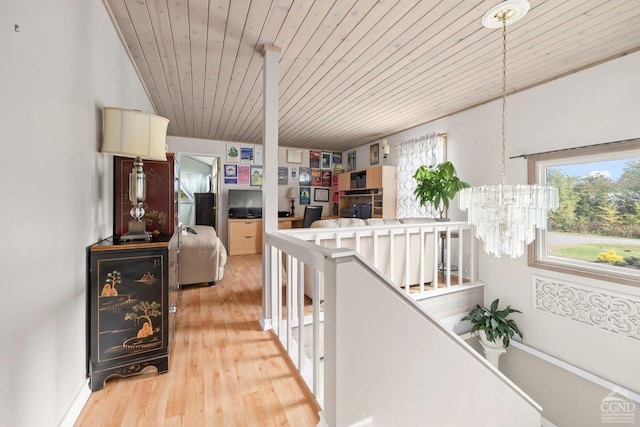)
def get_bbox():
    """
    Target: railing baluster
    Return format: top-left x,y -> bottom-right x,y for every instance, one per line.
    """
389,231 -> 396,290
445,229 -> 451,289
433,229 -> 440,290
404,228 -> 410,290
458,226 -> 463,285
297,259 -> 304,373
272,247 -> 281,336
372,230 -> 379,271
419,228 -> 425,295
286,254 -> 294,353
312,267 -> 320,397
